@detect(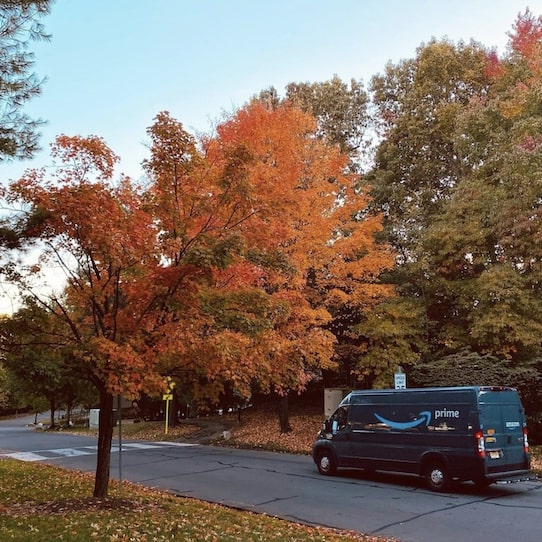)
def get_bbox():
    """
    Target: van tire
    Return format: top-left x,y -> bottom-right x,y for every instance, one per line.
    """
425,461 -> 450,492
316,449 -> 336,475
